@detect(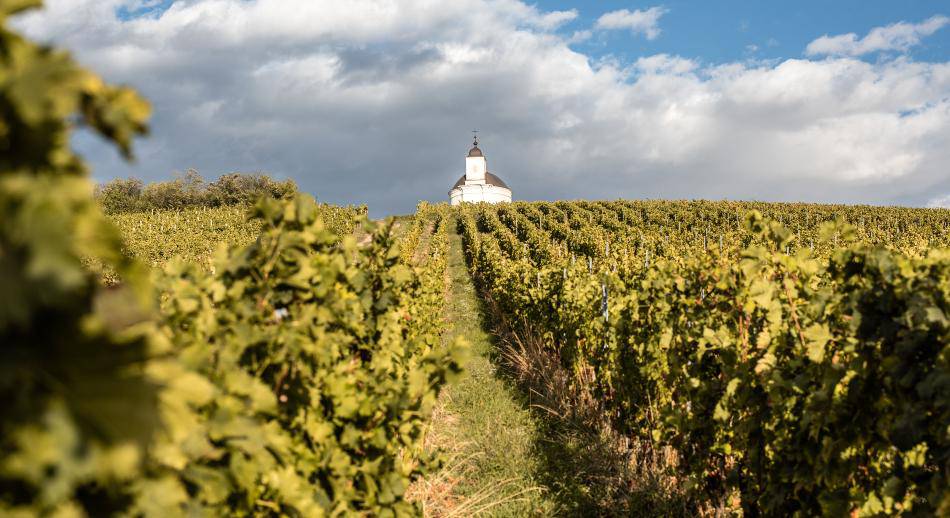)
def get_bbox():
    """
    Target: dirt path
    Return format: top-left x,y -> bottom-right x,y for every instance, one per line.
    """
412,224 -> 558,517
